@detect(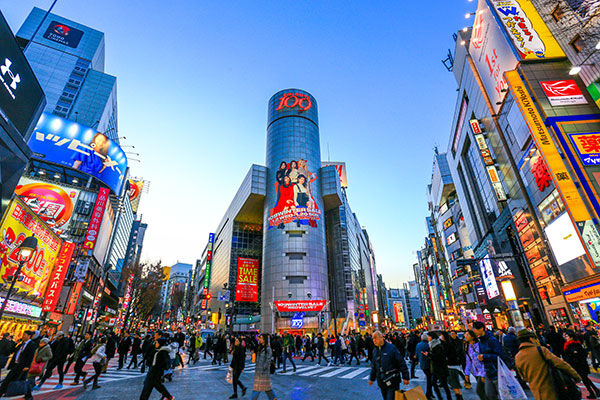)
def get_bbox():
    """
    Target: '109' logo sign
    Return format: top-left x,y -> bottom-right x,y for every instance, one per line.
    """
276,92 -> 312,112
